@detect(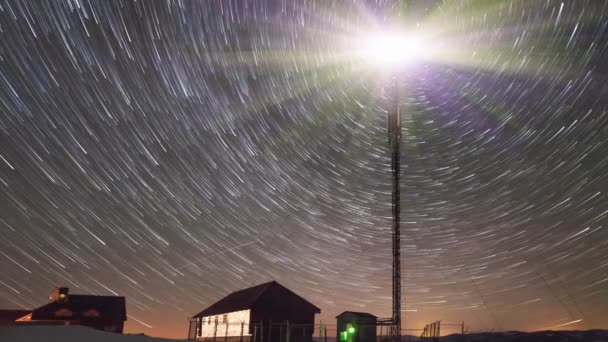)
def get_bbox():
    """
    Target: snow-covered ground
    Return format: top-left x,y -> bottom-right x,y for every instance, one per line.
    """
0,326 -> 185,342
2,326 -> 608,342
